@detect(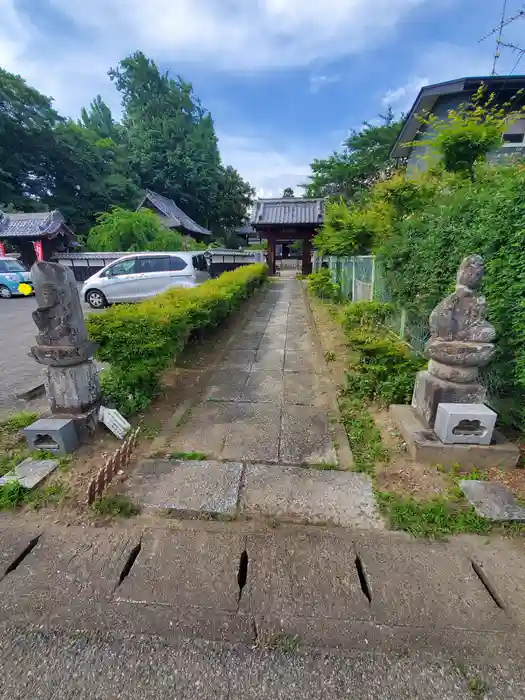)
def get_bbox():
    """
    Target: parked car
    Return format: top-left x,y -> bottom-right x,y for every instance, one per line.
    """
0,257 -> 33,299
81,252 -> 211,309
